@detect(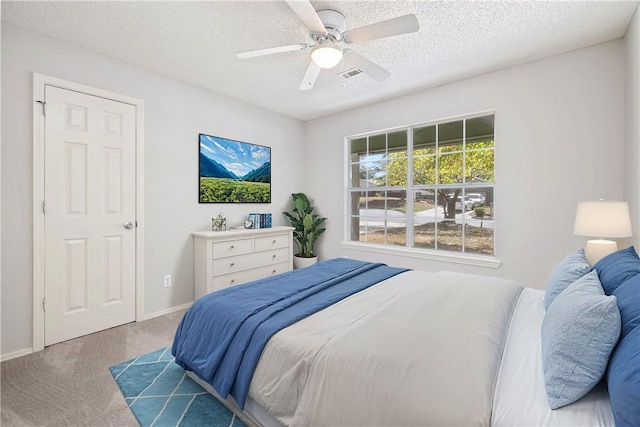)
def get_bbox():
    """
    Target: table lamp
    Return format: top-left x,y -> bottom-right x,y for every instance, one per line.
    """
574,200 -> 632,265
